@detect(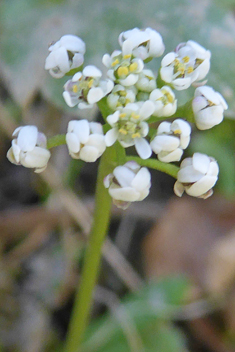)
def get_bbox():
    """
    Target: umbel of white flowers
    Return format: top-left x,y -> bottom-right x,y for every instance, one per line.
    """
6,28 -> 229,209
